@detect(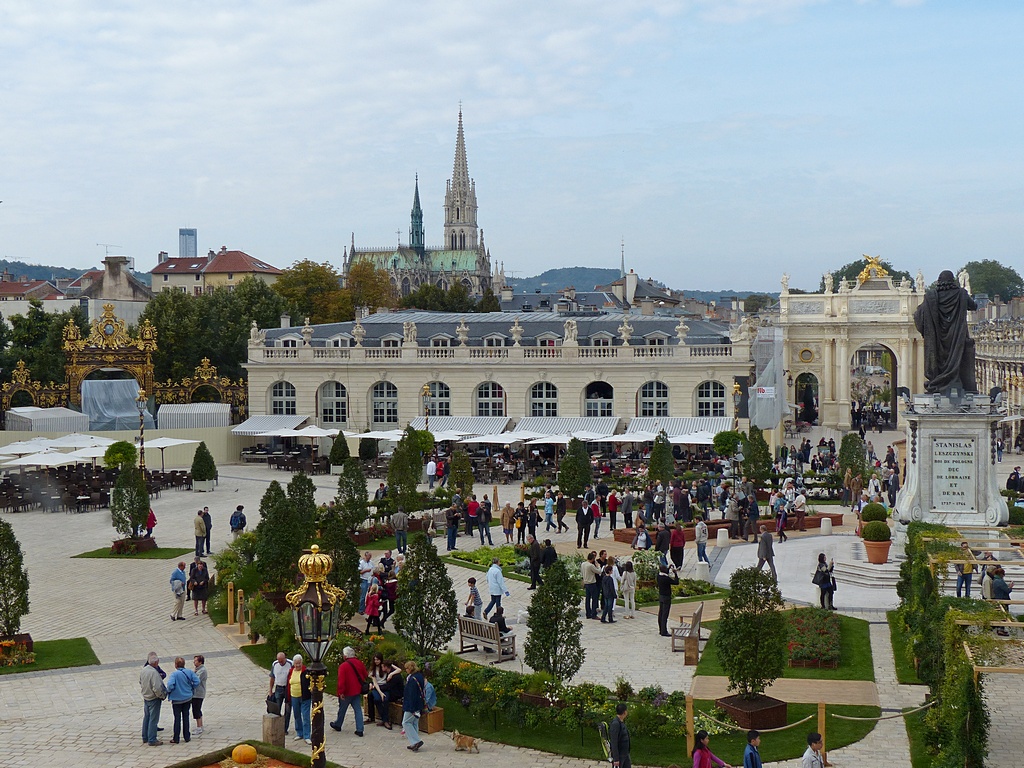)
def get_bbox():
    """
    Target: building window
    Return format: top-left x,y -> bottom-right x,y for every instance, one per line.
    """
484,336 -> 505,347
538,337 -> 558,347
585,382 -> 614,417
227,273 -> 233,280
382,338 -> 400,348
281,338 -> 298,348
592,336 -> 611,347
697,380 -> 726,417
530,382 -> 558,417
271,381 -> 296,415
638,381 -> 669,417
476,382 -> 505,416
330,337 -> 349,347
647,336 -> 666,346
320,382 -> 347,424
431,338 -> 450,347
425,381 -> 451,417
162,274 -> 168,282
371,381 -> 399,425
193,287 -> 203,296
